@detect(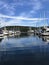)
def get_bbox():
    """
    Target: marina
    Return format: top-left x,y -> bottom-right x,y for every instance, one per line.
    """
0,24 -> 49,65
0,0 -> 49,65
0,26 -> 49,38
0,17 -> 49,65
0,34 -> 49,65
